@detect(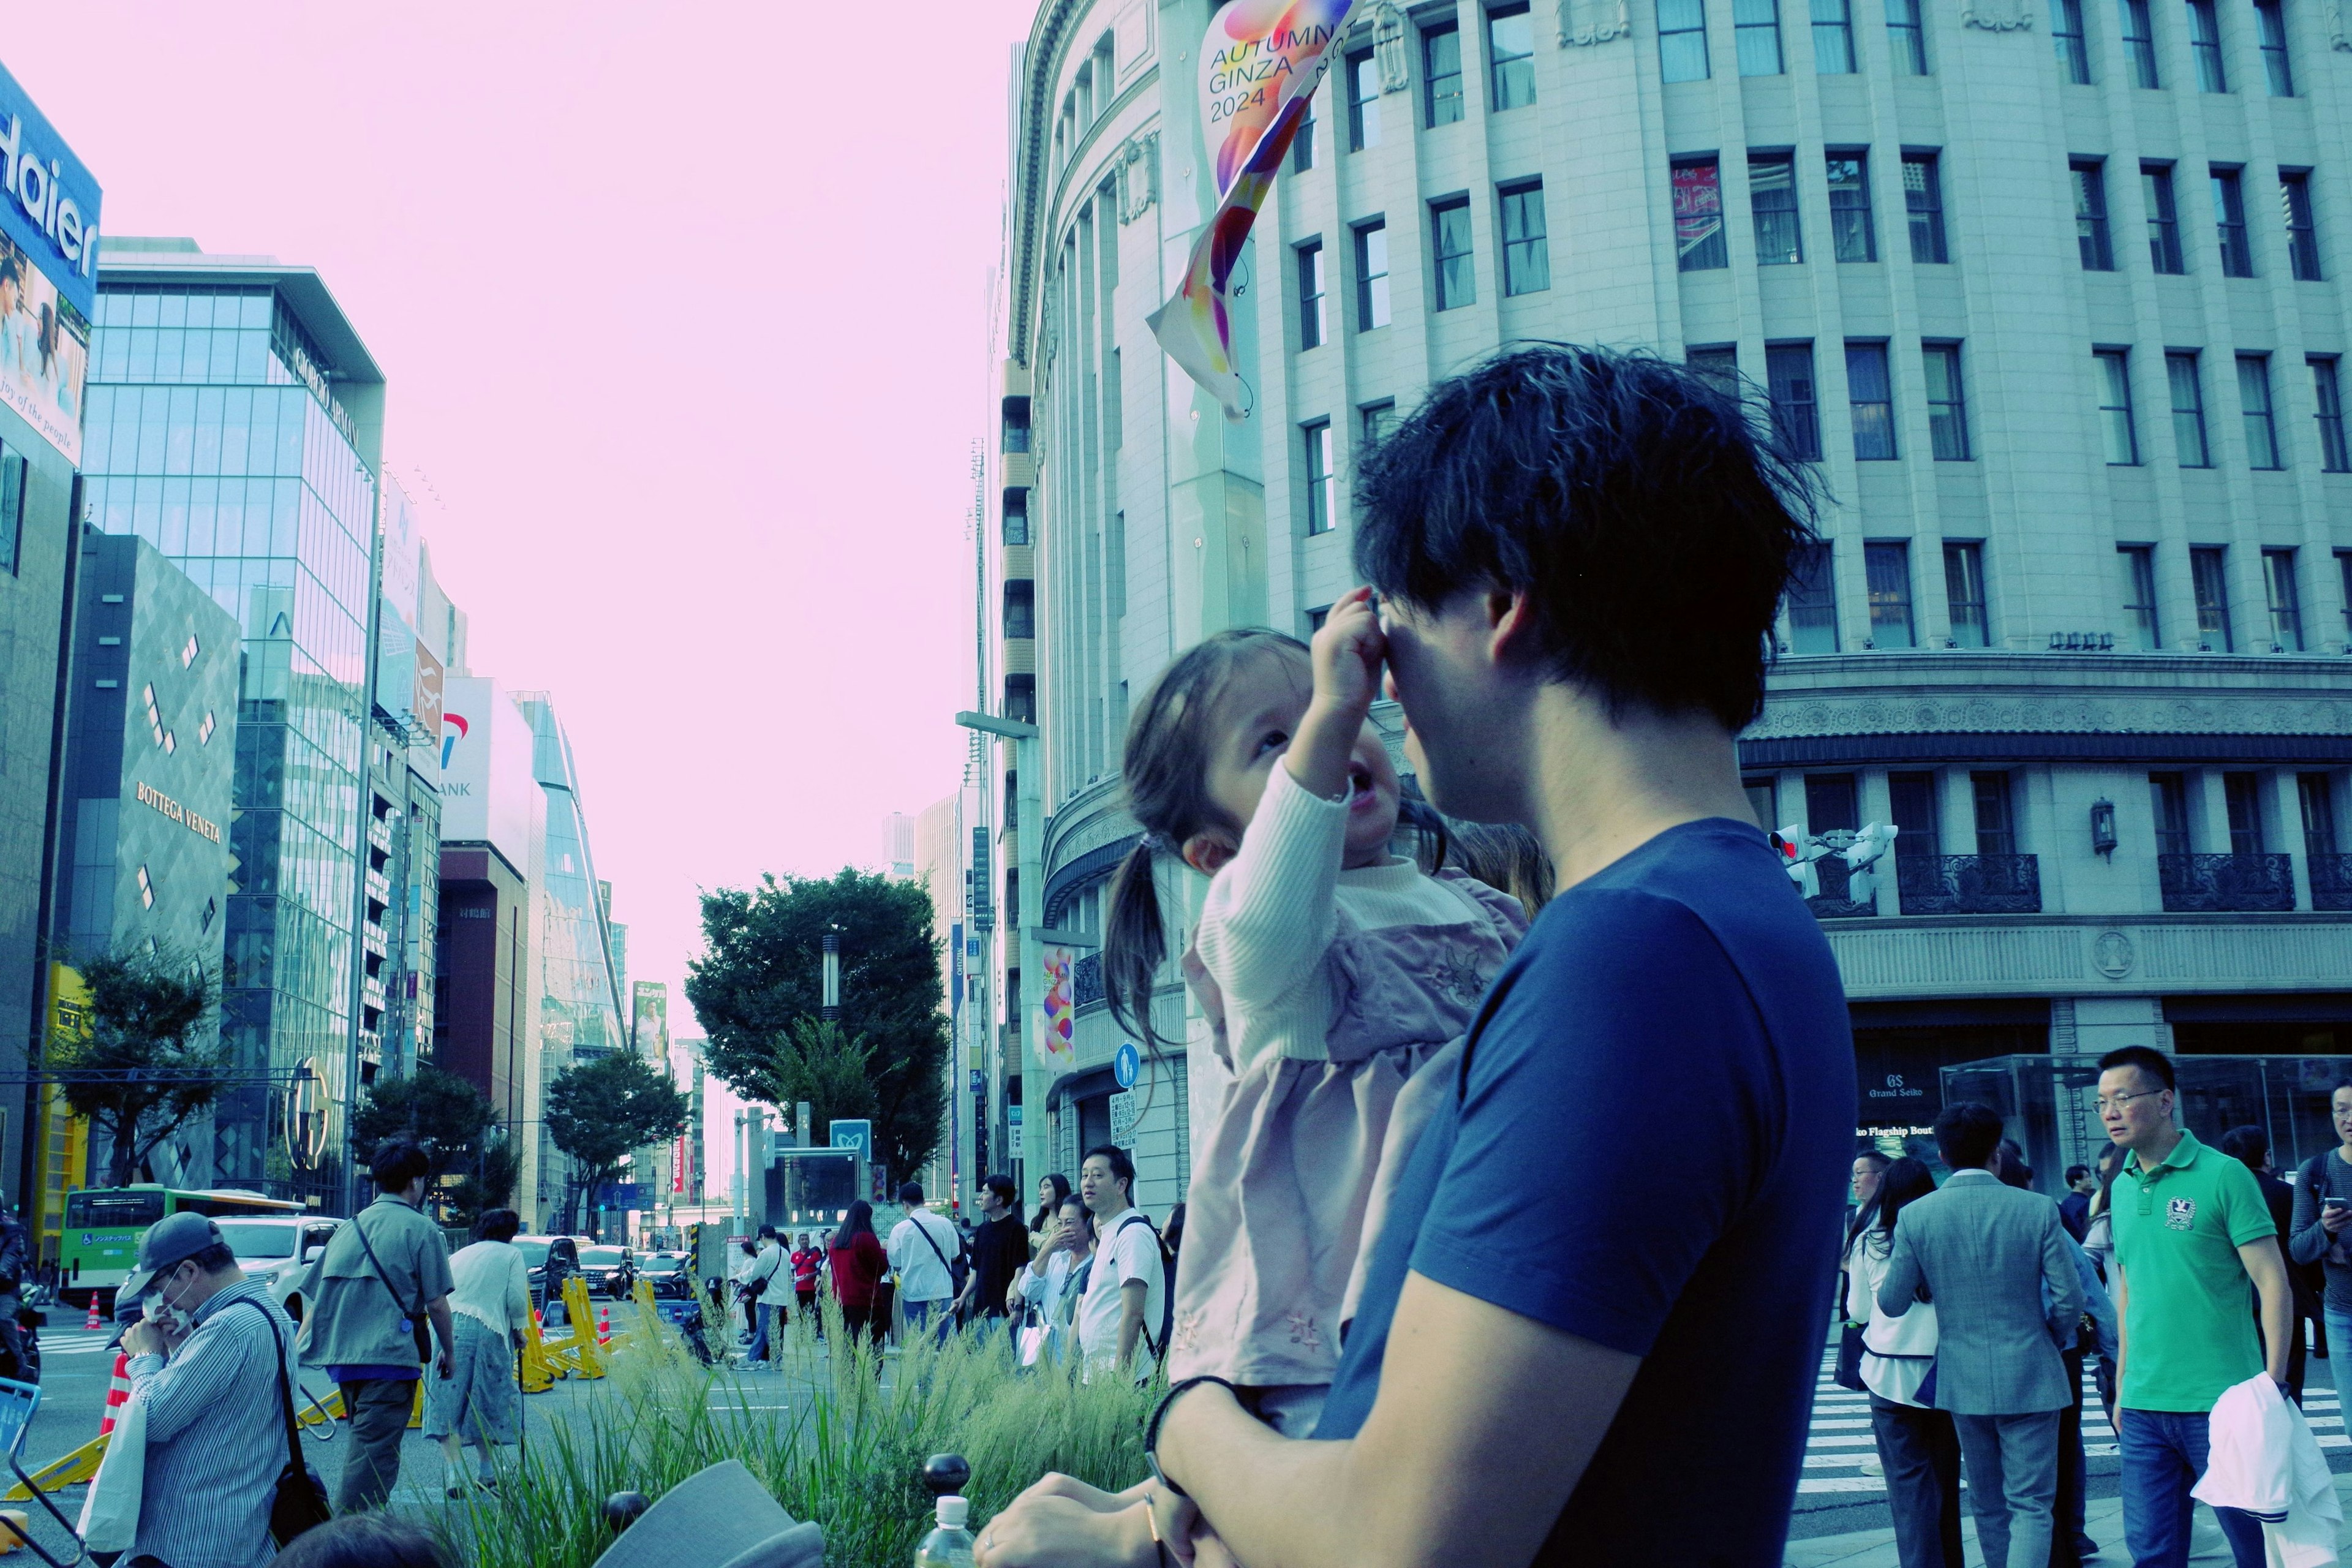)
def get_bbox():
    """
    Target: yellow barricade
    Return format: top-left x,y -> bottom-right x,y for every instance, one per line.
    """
520,1305 -> 558,1392
1,1433 -> 105,1500
543,1276 -> 605,1380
